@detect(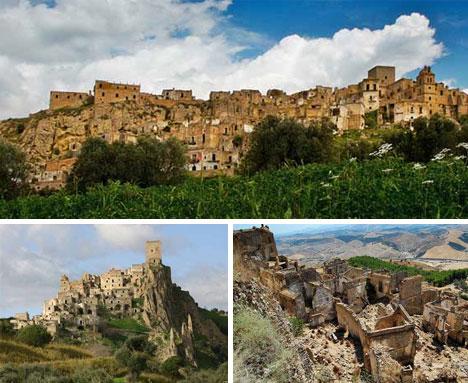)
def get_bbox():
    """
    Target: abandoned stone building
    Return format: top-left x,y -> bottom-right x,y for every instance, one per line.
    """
234,226 -> 468,382
38,65 -> 468,188
11,240 -> 163,334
